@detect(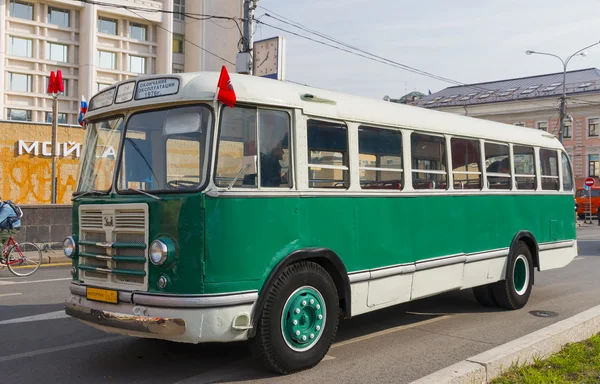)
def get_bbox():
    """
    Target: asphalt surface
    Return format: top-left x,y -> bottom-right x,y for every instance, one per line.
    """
1,225 -> 599,384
